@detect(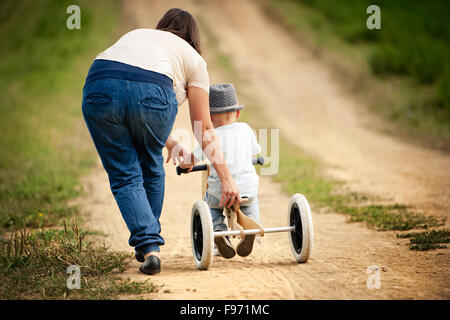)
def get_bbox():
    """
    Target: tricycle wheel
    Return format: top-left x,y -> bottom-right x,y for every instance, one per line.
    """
288,193 -> 314,263
191,201 -> 214,270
